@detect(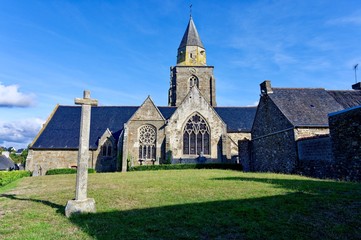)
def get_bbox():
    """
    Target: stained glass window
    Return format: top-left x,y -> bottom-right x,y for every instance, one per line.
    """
183,114 -> 210,155
139,125 -> 156,160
